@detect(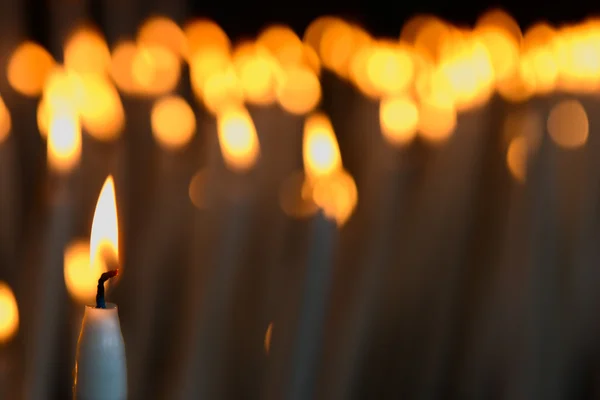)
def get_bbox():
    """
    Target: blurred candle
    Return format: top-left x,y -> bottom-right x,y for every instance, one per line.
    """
24,94 -> 81,398
74,175 -> 126,400
176,105 -> 260,398
285,112 -> 357,400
